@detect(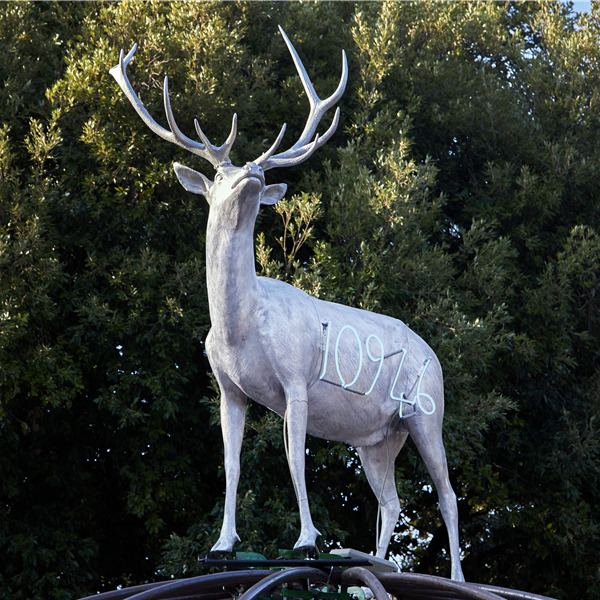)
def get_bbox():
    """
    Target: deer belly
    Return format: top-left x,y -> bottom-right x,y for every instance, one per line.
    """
305,381 -> 400,446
